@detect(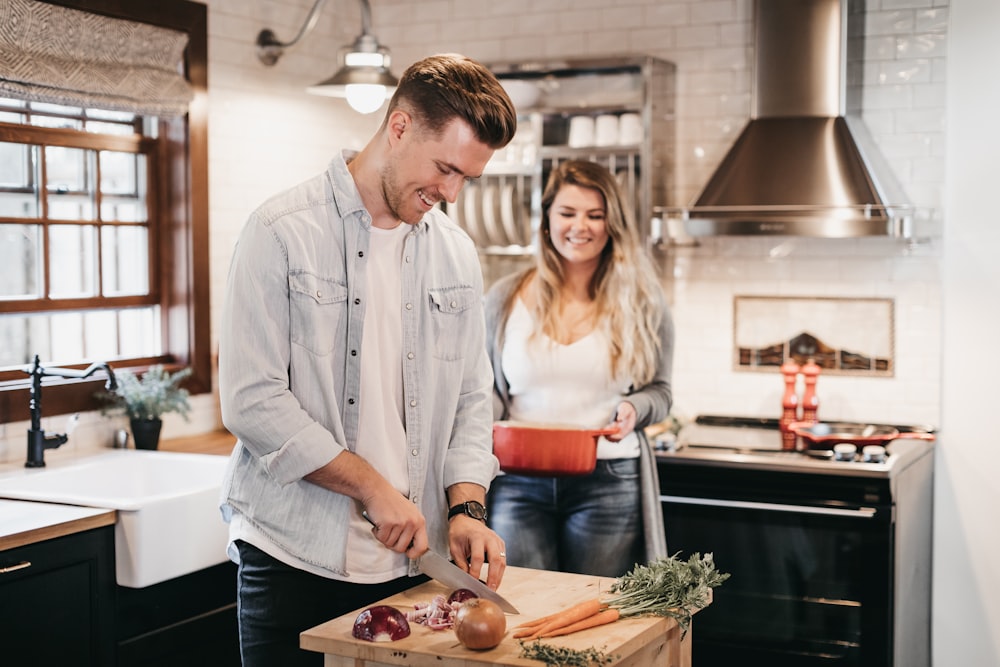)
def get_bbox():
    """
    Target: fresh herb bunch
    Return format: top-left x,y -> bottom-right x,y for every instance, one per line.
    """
604,552 -> 730,636
101,365 -> 192,421
518,640 -> 616,667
